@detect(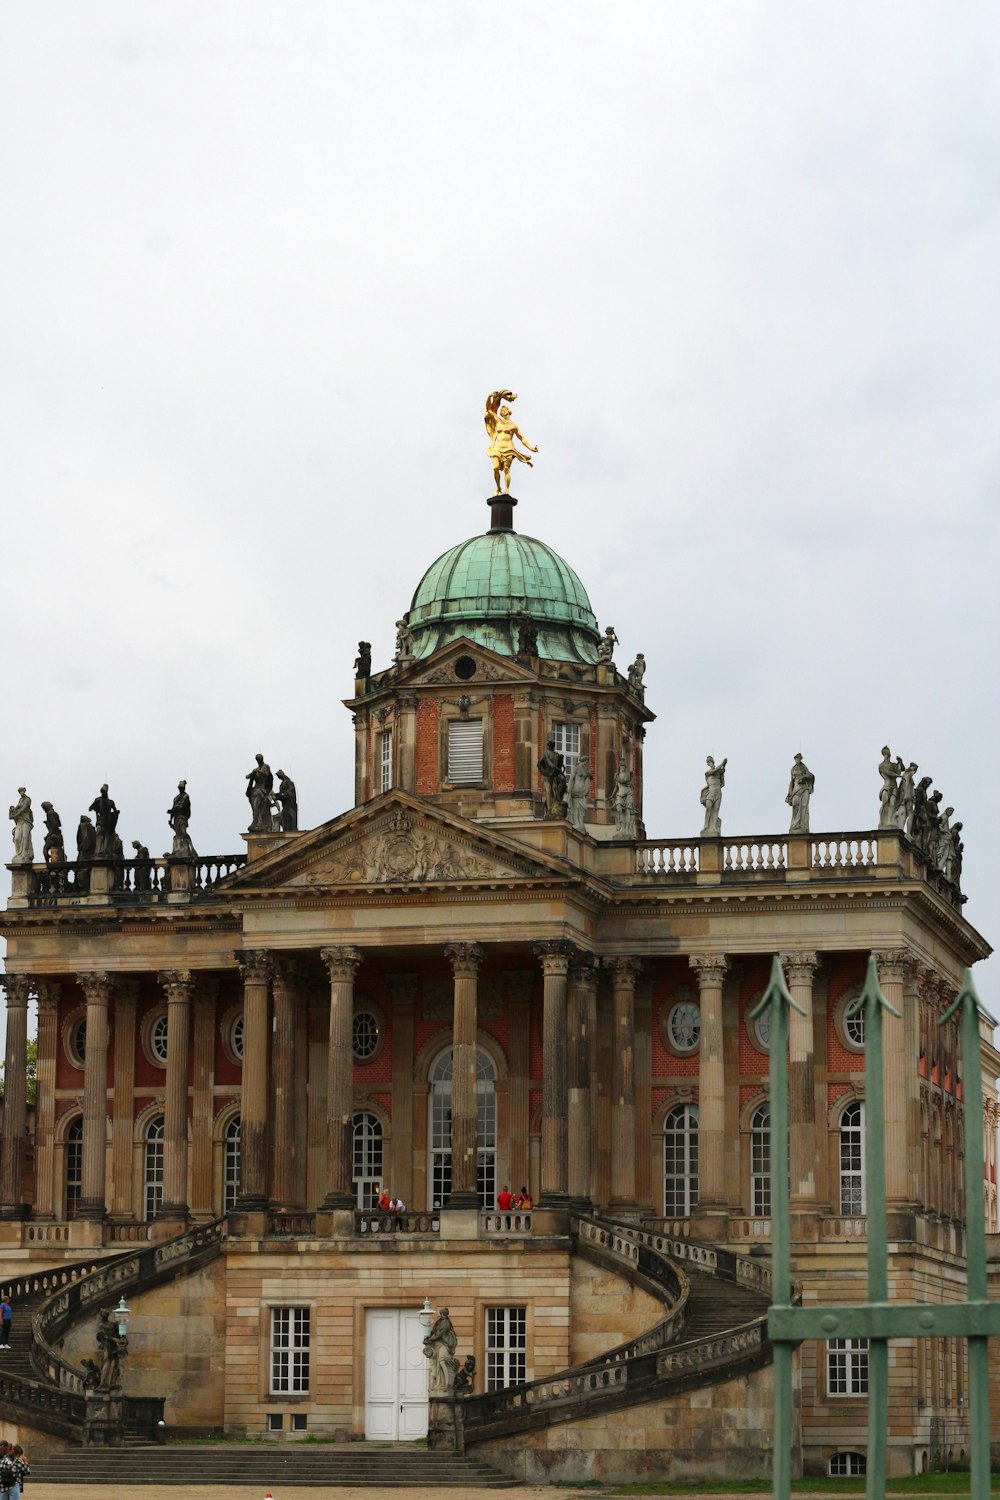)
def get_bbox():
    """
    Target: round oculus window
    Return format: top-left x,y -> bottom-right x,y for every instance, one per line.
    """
454,656 -> 477,681
71,1017 -> 87,1066
666,1000 -> 701,1054
150,1013 -> 169,1065
231,1013 -> 244,1062
352,1010 -> 381,1060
